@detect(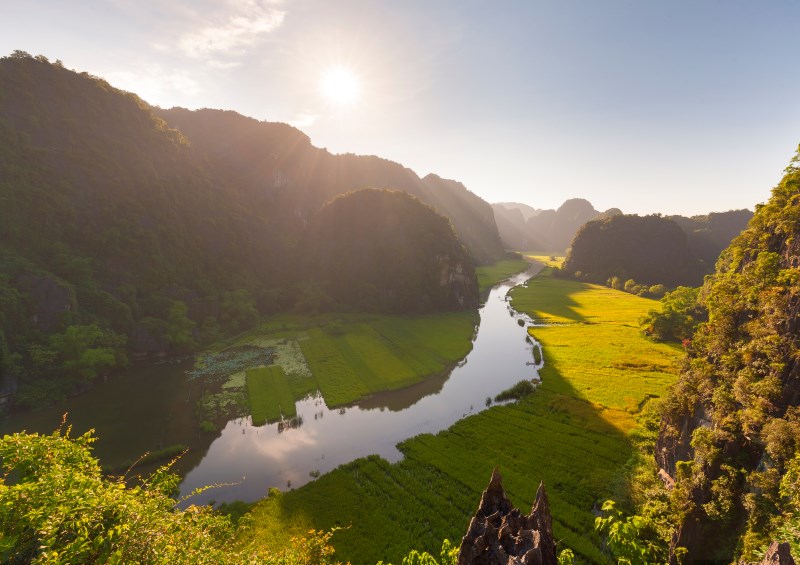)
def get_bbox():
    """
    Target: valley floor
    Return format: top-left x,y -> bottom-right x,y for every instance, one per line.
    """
236,261 -> 682,563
